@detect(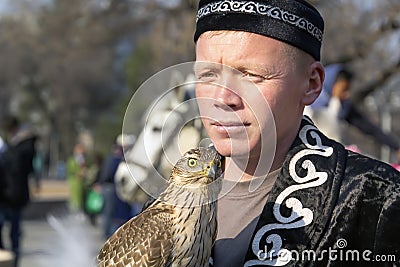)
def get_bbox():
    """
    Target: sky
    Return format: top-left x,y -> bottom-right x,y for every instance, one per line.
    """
0,0 -> 53,15
0,0 -> 12,13
0,0 -> 378,15
348,0 -> 379,11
